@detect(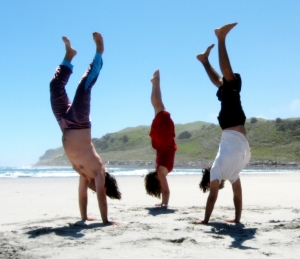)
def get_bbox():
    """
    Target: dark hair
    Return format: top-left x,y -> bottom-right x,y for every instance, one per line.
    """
105,172 -> 122,200
199,167 -> 211,193
144,171 -> 161,198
